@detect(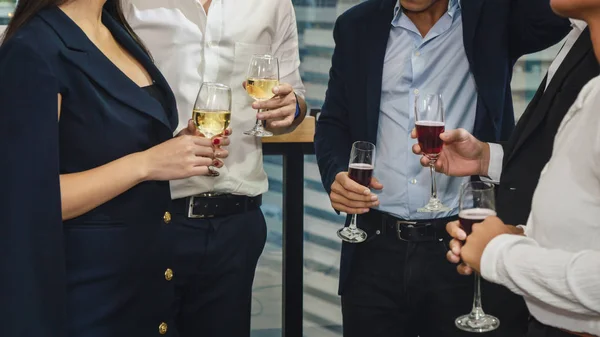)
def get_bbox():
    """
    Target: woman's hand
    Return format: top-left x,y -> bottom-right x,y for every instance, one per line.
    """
139,135 -> 216,180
